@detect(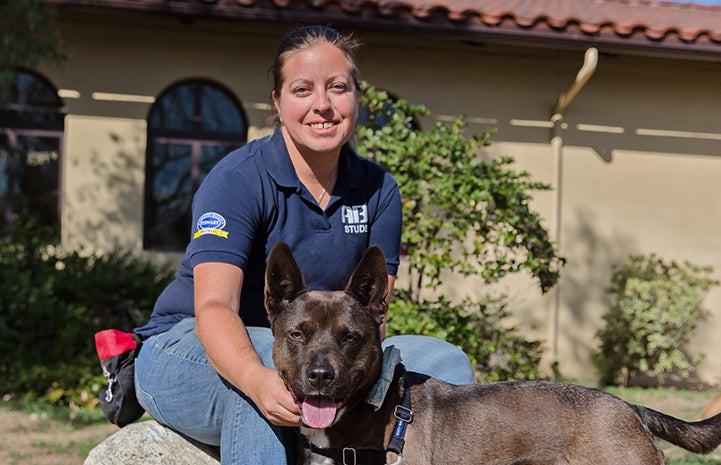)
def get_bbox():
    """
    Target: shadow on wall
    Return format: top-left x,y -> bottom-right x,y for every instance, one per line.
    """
65,130 -> 144,251
558,208 -> 637,375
